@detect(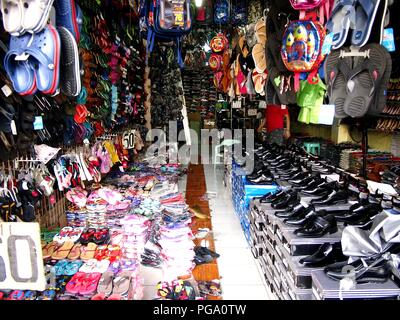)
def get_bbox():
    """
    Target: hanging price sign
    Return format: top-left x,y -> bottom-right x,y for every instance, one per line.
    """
0,223 -> 46,291
123,129 -> 136,150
